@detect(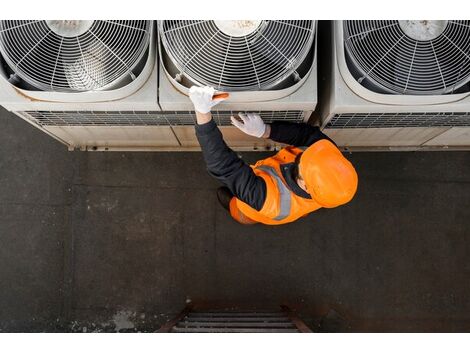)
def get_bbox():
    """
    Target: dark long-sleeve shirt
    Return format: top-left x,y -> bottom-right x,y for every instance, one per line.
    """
195,120 -> 334,211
